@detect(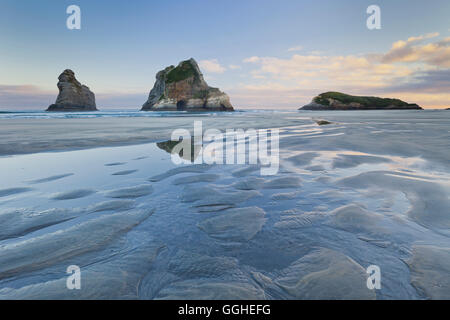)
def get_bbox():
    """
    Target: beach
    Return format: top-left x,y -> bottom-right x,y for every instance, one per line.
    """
0,109 -> 449,299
